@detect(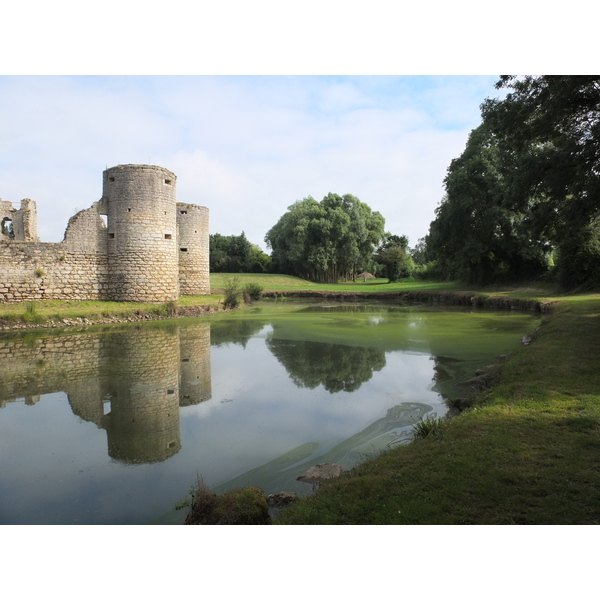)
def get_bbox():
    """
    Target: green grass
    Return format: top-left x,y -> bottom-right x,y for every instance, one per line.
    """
209,273 -> 465,294
0,296 -> 223,326
275,296 -> 600,524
